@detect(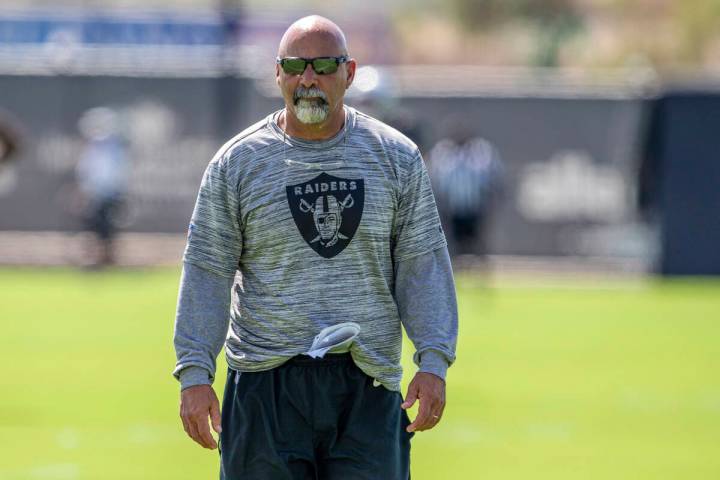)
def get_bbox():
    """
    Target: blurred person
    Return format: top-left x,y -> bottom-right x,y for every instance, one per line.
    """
0,112 -> 20,191
75,107 -> 129,267
429,125 -> 504,258
173,15 -> 458,480
350,71 -> 426,151
0,112 -> 22,198
0,116 -> 19,165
